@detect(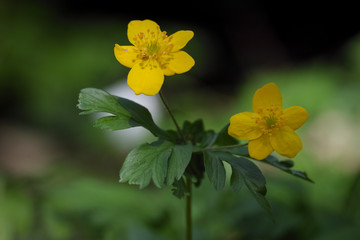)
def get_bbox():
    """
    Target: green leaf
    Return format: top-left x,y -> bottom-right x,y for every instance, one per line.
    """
78,88 -> 171,139
119,141 -> 193,189
78,88 -> 132,130
261,155 -> 314,183
171,177 -> 187,199
225,156 -> 271,214
218,144 -> 249,156
202,150 -> 271,213
204,151 -> 271,214
93,116 -> 132,130
182,119 -> 216,147
120,141 -> 173,189
78,88 -> 130,116
213,144 -> 313,183
210,123 -> 239,147
224,154 -> 266,191
229,165 -> 243,192
116,96 -> 171,140
185,152 -> 205,187
203,151 -> 227,191
166,144 -> 193,185
243,176 -> 272,217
